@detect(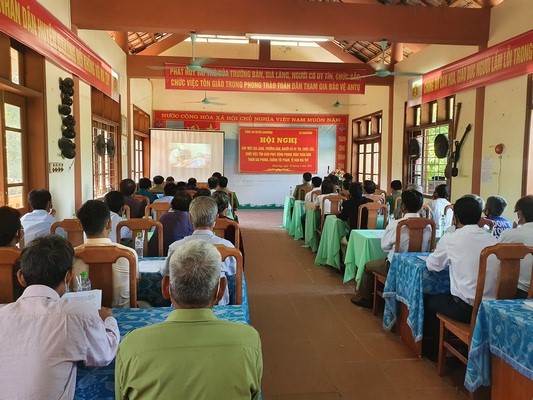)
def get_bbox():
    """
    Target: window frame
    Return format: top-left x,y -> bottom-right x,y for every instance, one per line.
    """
351,111 -> 382,188
132,106 -> 150,181
92,117 -> 119,199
